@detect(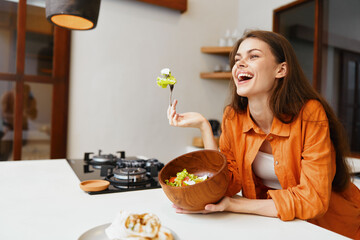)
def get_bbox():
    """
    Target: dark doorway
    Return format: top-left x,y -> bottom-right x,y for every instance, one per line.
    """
339,51 -> 360,153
